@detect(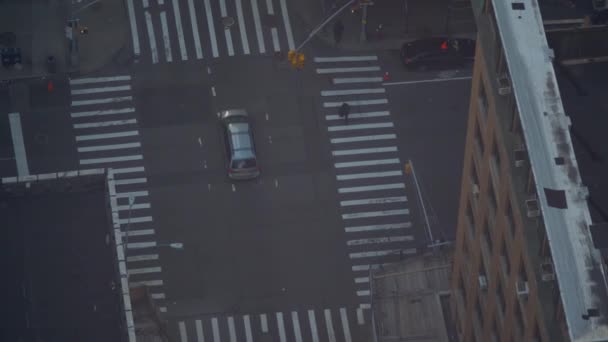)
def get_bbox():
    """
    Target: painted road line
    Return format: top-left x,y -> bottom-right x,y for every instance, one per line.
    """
340,195 -> 407,206
333,77 -> 383,84
336,171 -> 402,181
357,308 -> 364,325
328,122 -> 393,132
129,279 -> 163,287
260,313 -> 268,332
342,209 -> 410,219
158,0 -> 164,4
352,264 -> 381,271
279,0 -> 295,50
332,146 -> 397,156
77,142 -> 141,152
228,316 -> 237,342
212,317 -> 220,342
171,0 -> 188,60
70,76 -> 131,85
195,320 -> 204,342
324,309 -> 336,342
340,308 -> 352,342
276,312 -> 286,342
73,118 -> 137,129
292,312 -> 303,342
349,249 -> 417,259
121,228 -> 155,236
128,266 -> 162,275
338,183 -> 405,194
79,154 -> 143,165
243,315 -> 253,342
314,56 -> 378,62
265,0 -> 274,14
271,28 -> 280,52
321,88 -> 385,96
325,110 -> 389,120
360,303 -> 372,309
347,236 -> 414,246
324,99 -> 387,108
126,0 -> 140,55
150,293 -> 165,299
112,166 -> 145,174
71,85 -> 131,95
334,158 -> 400,168
8,113 -> 29,176
127,254 -> 159,262
235,0 -> 250,54
316,66 -> 380,74
116,190 -> 149,198
119,216 -> 153,225
76,130 -> 138,141
383,76 -> 472,86
250,0 -> 265,53
355,277 -> 369,283
114,177 -> 147,185
160,12 -> 173,62
144,11 -> 159,64
331,134 -> 396,144
71,107 -> 135,118
71,96 -> 133,106
203,0 -> 218,58
357,290 -> 370,296
187,0 -> 203,59
308,310 -> 320,342
143,0 -> 149,7
117,203 -> 151,211
219,0 -> 235,56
